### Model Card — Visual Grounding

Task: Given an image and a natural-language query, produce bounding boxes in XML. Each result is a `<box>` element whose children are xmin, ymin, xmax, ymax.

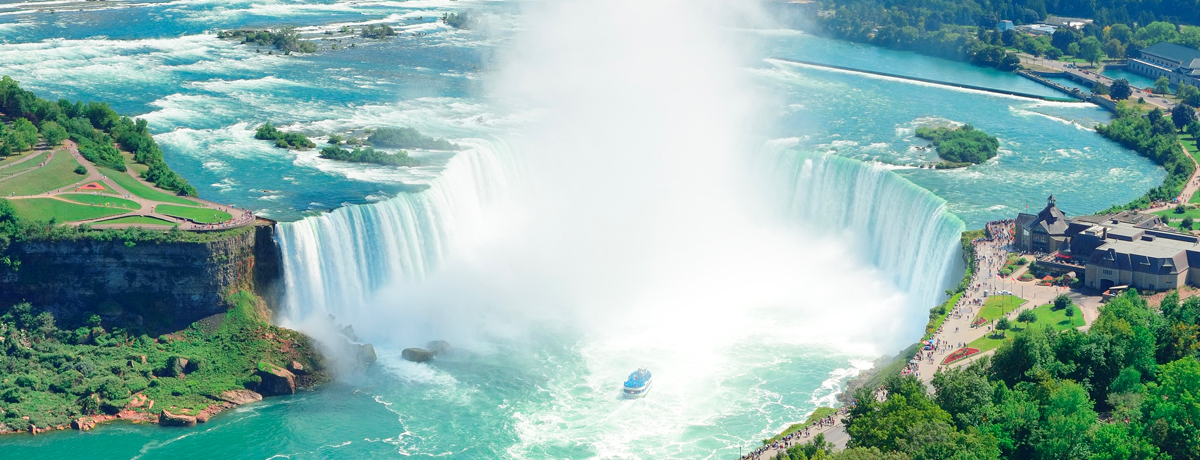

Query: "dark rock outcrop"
<box><xmin>160</xmin><ymin>410</ymin><xmax>197</xmax><ymax>427</ymax></box>
<box><xmin>401</xmin><ymin>347</ymin><xmax>433</xmax><ymax>363</ymax></box>
<box><xmin>255</xmin><ymin>363</ymin><xmax>296</xmax><ymax>396</ymax></box>
<box><xmin>218</xmin><ymin>389</ymin><xmax>263</xmax><ymax>405</ymax></box>
<box><xmin>0</xmin><ymin>224</ymin><xmax>282</xmax><ymax>334</ymax></box>
<box><xmin>358</xmin><ymin>343</ymin><xmax>377</xmax><ymax>364</ymax></box>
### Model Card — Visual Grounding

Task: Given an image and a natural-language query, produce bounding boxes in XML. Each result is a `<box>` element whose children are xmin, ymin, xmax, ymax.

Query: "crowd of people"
<box><xmin>738</xmin><ymin>406</ymin><xmax>852</xmax><ymax>460</ymax></box>
<box><xmin>739</xmin><ymin>219</ymin><xmax>1023</xmax><ymax>460</ymax></box>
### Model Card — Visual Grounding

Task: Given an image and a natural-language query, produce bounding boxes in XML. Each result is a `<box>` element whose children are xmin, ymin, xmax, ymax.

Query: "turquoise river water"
<box><xmin>0</xmin><ymin>0</ymin><xmax>1165</xmax><ymax>459</ymax></box>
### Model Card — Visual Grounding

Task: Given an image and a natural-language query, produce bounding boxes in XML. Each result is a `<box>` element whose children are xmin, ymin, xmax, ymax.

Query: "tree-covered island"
<box><xmin>915</xmin><ymin>125</ymin><xmax>1000</xmax><ymax>168</ymax></box>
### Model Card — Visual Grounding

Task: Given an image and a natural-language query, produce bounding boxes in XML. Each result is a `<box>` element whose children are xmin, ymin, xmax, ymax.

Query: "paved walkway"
<box><xmin>740</xmin><ymin>408</ymin><xmax>852</xmax><ymax>460</ymax></box>
<box><xmin>4</xmin><ymin>140</ymin><xmax>255</xmax><ymax>231</ymax></box>
<box><xmin>1146</xmin><ymin>140</ymin><xmax>1200</xmax><ymax>214</ymax></box>
<box><xmin>911</xmin><ymin>221</ymin><xmax>1102</xmax><ymax>388</ymax></box>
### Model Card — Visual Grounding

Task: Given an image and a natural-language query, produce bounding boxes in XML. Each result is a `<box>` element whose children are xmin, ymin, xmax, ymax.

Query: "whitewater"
<box><xmin>0</xmin><ymin>0</ymin><xmax>1169</xmax><ymax>458</ymax></box>
<box><xmin>273</xmin><ymin>0</ymin><xmax>964</xmax><ymax>457</ymax></box>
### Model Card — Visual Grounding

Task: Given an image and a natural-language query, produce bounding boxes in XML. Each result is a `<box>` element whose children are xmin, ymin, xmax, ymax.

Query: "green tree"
<box><xmin>1145</xmin><ymin>357</ymin><xmax>1200</xmax><ymax>458</ymax></box>
<box><xmin>1174</xmin><ymin>104</ymin><xmax>1198</xmax><ymax>132</ymax></box>
<box><xmin>1155</xmin><ymin>77</ymin><xmax>1173</xmax><ymax>95</ymax></box>
<box><xmin>1053</xmin><ymin>294</ymin><xmax>1071</xmax><ymax>311</ymax></box>
<box><xmin>996</xmin><ymin>317</ymin><xmax>1012</xmax><ymax>337</ymax></box>
<box><xmin>932</xmin><ymin>360</ymin><xmax>994</xmax><ymax>430</ymax></box>
<box><xmin>1079</xmin><ymin>37</ymin><xmax>1104</xmax><ymax>66</ymax></box>
<box><xmin>1184</xmin><ymin>216</ymin><xmax>1195</xmax><ymax>230</ymax></box>
<box><xmin>1035</xmin><ymin>381</ymin><xmax>1098</xmax><ymax>459</ymax></box>
<box><xmin>38</xmin><ymin>120</ymin><xmax>67</xmax><ymax>147</ymax></box>
<box><xmin>1111</xmin><ymin>79</ymin><xmax>1133</xmax><ymax>101</ymax></box>
<box><xmin>1017</xmin><ymin>309</ymin><xmax>1038</xmax><ymax>324</ymax></box>
<box><xmin>10</xmin><ymin>118</ymin><xmax>37</xmax><ymax>152</ymax></box>
<box><xmin>1067</xmin><ymin>42</ymin><xmax>1081</xmax><ymax>57</ymax></box>
<box><xmin>846</xmin><ymin>375</ymin><xmax>953</xmax><ymax>452</ymax></box>
<box><xmin>1180</xmin><ymin>84</ymin><xmax>1200</xmax><ymax>108</ymax></box>
<box><xmin>1135</xmin><ymin>21</ymin><xmax>1180</xmax><ymax>46</ymax></box>
<box><xmin>1103</xmin><ymin>39</ymin><xmax>1126</xmax><ymax>59</ymax></box>
<box><xmin>1109</xmin><ymin>24</ymin><xmax>1133</xmax><ymax>43</ymax></box>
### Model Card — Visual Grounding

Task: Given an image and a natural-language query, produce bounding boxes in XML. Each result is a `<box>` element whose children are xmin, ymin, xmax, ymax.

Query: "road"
<box><xmin>1018</xmin><ymin>54</ymin><xmax>1175</xmax><ymax>111</ymax></box>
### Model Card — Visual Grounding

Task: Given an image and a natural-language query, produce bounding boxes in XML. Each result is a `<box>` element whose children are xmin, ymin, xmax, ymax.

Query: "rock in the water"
<box><xmin>71</xmin><ymin>417</ymin><xmax>95</xmax><ymax>431</ymax></box>
<box><xmin>341</xmin><ymin>325</ymin><xmax>359</xmax><ymax>342</ymax></box>
<box><xmin>358</xmin><ymin>343</ymin><xmax>377</xmax><ymax>364</ymax></box>
<box><xmin>426</xmin><ymin>340</ymin><xmax>451</xmax><ymax>356</ymax></box>
<box><xmin>401</xmin><ymin>347</ymin><xmax>433</xmax><ymax>363</ymax></box>
<box><xmin>160</xmin><ymin>410</ymin><xmax>197</xmax><ymax>427</ymax></box>
<box><xmin>255</xmin><ymin>362</ymin><xmax>297</xmax><ymax>396</ymax></box>
<box><xmin>218</xmin><ymin>389</ymin><xmax>263</xmax><ymax>405</ymax></box>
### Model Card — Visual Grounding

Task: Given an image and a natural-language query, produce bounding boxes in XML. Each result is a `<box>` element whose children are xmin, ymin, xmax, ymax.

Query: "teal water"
<box><xmin>1102</xmin><ymin>68</ymin><xmax>1159</xmax><ymax>90</ymax></box>
<box><xmin>0</xmin><ymin>1</ymin><xmax>1166</xmax><ymax>459</ymax></box>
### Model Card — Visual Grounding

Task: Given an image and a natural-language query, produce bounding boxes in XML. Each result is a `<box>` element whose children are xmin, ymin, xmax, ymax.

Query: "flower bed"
<box><xmin>971</xmin><ymin>317</ymin><xmax>988</xmax><ymax>328</ymax></box>
<box><xmin>943</xmin><ymin>347</ymin><xmax>981</xmax><ymax>365</ymax></box>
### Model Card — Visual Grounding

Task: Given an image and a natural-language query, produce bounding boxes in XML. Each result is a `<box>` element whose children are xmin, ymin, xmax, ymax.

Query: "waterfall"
<box><xmin>764</xmin><ymin>142</ymin><xmax>966</xmax><ymax>310</ymax></box>
<box><xmin>276</xmin><ymin>138</ymin><xmax>966</xmax><ymax>331</ymax></box>
<box><xmin>274</xmin><ymin>140</ymin><xmax>516</xmax><ymax>323</ymax></box>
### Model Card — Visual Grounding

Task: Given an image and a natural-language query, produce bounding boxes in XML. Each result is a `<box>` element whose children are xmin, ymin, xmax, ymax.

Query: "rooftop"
<box><xmin>1141</xmin><ymin>42</ymin><xmax>1200</xmax><ymax>66</ymax></box>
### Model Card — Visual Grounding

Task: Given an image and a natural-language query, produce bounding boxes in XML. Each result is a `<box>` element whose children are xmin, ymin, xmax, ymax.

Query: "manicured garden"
<box><xmin>155</xmin><ymin>204</ymin><xmax>232</xmax><ymax>224</ymax></box>
<box><xmin>0</xmin><ymin>151</ymin><xmax>83</xmax><ymax>196</ymax></box>
<box><xmin>969</xmin><ymin>301</ymin><xmax>1084</xmax><ymax>353</ymax></box>
<box><xmin>9</xmin><ymin>198</ymin><xmax>130</xmax><ymax>222</ymax></box>
<box><xmin>976</xmin><ymin>295</ymin><xmax>1025</xmax><ymax>323</ymax></box>
<box><xmin>99</xmin><ymin>167</ymin><xmax>200</xmax><ymax>207</ymax></box>
<box><xmin>61</xmin><ymin>193</ymin><xmax>142</xmax><ymax>210</ymax></box>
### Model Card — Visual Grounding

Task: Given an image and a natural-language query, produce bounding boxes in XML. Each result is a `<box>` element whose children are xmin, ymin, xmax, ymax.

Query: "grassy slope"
<box><xmin>96</xmin><ymin>215</ymin><xmax>175</xmax><ymax>225</ymax></box>
<box><xmin>0</xmin><ymin>152</ymin><xmax>83</xmax><ymax>196</ymax></box>
<box><xmin>60</xmin><ymin>194</ymin><xmax>142</xmax><ymax>210</ymax></box>
<box><xmin>0</xmin><ymin>291</ymin><xmax>326</xmax><ymax>430</ymax></box>
<box><xmin>99</xmin><ymin>167</ymin><xmax>199</xmax><ymax>207</ymax></box>
<box><xmin>155</xmin><ymin>204</ymin><xmax>232</xmax><ymax>224</ymax></box>
<box><xmin>9</xmin><ymin>198</ymin><xmax>130</xmax><ymax>222</ymax></box>
<box><xmin>0</xmin><ymin>152</ymin><xmax>51</xmax><ymax>177</ymax></box>
<box><xmin>764</xmin><ymin>406</ymin><xmax>840</xmax><ymax>444</ymax></box>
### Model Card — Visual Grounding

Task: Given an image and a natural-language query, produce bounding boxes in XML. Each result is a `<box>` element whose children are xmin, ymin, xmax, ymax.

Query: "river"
<box><xmin>0</xmin><ymin>1</ymin><xmax>1163</xmax><ymax>458</ymax></box>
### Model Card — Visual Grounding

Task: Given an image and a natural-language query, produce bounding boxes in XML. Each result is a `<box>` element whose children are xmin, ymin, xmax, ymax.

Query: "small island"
<box><xmin>254</xmin><ymin>122</ymin><xmax>315</xmax><ymax>149</ymax></box>
<box><xmin>319</xmin><ymin>145</ymin><xmax>418</xmax><ymax>166</ymax></box>
<box><xmin>367</xmin><ymin>127</ymin><xmax>459</xmax><ymax>150</ymax></box>
<box><xmin>915</xmin><ymin>124</ymin><xmax>999</xmax><ymax>168</ymax></box>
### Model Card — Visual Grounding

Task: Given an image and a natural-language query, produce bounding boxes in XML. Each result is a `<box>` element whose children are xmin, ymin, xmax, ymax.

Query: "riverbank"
<box><xmin>0</xmin><ymin>290</ymin><xmax>333</xmax><ymax>435</ymax></box>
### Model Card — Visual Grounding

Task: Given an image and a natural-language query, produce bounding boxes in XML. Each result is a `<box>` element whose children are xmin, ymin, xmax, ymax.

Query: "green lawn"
<box><xmin>61</xmin><ymin>193</ymin><xmax>141</xmax><ymax>210</ymax></box>
<box><xmin>0</xmin><ymin>151</ymin><xmax>49</xmax><ymax>171</ymax></box>
<box><xmin>977</xmin><ymin>295</ymin><xmax>1026</xmax><ymax>323</ymax></box>
<box><xmin>1153</xmin><ymin>206</ymin><xmax>1200</xmax><ymax>221</ymax></box>
<box><xmin>95</xmin><ymin>215</ymin><xmax>176</xmax><ymax>226</ymax></box>
<box><xmin>969</xmin><ymin>302</ymin><xmax>1086</xmax><ymax>353</ymax></box>
<box><xmin>10</xmin><ymin>198</ymin><xmax>131</xmax><ymax>222</ymax></box>
<box><xmin>99</xmin><ymin>167</ymin><xmax>199</xmax><ymax>207</ymax></box>
<box><xmin>155</xmin><ymin>204</ymin><xmax>232</xmax><ymax>224</ymax></box>
<box><xmin>0</xmin><ymin>151</ymin><xmax>85</xmax><ymax>196</ymax></box>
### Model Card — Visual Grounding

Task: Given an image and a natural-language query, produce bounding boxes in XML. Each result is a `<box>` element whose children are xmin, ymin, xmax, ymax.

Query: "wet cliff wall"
<box><xmin>0</xmin><ymin>223</ymin><xmax>282</xmax><ymax>334</ymax></box>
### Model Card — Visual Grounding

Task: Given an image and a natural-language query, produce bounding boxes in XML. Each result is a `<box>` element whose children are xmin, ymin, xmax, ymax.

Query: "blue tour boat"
<box><xmin>623</xmin><ymin>367</ymin><xmax>653</xmax><ymax>398</ymax></box>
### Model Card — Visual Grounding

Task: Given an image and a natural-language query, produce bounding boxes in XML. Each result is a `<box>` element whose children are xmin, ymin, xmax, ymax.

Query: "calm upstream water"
<box><xmin>0</xmin><ymin>1</ymin><xmax>1163</xmax><ymax>459</ymax></box>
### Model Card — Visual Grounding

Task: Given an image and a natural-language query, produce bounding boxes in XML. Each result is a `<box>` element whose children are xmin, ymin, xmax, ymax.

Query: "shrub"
<box><xmin>74</xmin><ymin>165</ymin><xmax>87</xmax><ymax>175</ymax></box>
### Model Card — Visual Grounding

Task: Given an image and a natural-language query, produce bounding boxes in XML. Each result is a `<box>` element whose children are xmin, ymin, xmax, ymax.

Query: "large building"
<box><xmin>1127</xmin><ymin>42</ymin><xmax>1200</xmax><ymax>89</ymax></box>
<box><xmin>1015</xmin><ymin>196</ymin><xmax>1200</xmax><ymax>292</ymax></box>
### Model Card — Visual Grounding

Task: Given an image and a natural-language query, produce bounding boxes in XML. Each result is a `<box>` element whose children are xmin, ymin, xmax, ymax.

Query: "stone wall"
<box><xmin>0</xmin><ymin>223</ymin><xmax>282</xmax><ymax>334</ymax></box>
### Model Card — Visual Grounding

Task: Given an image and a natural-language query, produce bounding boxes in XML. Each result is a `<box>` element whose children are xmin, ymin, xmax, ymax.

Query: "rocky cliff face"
<box><xmin>0</xmin><ymin>223</ymin><xmax>282</xmax><ymax>334</ymax></box>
